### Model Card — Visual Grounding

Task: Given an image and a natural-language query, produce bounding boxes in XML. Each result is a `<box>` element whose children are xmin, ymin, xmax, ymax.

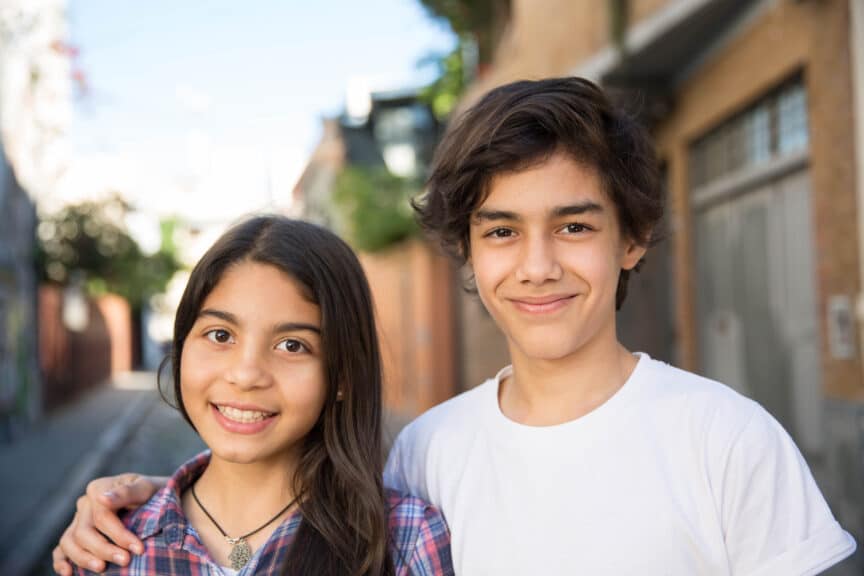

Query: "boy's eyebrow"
<box><xmin>552</xmin><ymin>202</ymin><xmax>604</xmax><ymax>217</ymax></box>
<box><xmin>472</xmin><ymin>209</ymin><xmax>520</xmax><ymax>222</ymax></box>
<box><xmin>198</xmin><ymin>309</ymin><xmax>321</xmax><ymax>335</ymax></box>
<box><xmin>473</xmin><ymin>202</ymin><xmax>605</xmax><ymax>223</ymax></box>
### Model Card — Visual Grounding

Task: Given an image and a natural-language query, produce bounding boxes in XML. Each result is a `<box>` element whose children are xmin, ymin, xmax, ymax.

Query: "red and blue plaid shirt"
<box><xmin>76</xmin><ymin>451</ymin><xmax>453</xmax><ymax>575</ymax></box>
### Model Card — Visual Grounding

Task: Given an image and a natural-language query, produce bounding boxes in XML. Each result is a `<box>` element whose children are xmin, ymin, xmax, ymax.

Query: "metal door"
<box><xmin>696</xmin><ymin>169</ymin><xmax>823</xmax><ymax>453</ymax></box>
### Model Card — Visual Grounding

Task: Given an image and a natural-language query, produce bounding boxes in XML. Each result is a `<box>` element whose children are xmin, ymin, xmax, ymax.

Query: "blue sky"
<box><xmin>61</xmin><ymin>0</ymin><xmax>456</xmax><ymax>225</ymax></box>
<box><xmin>68</xmin><ymin>0</ymin><xmax>455</xmax><ymax>153</ymax></box>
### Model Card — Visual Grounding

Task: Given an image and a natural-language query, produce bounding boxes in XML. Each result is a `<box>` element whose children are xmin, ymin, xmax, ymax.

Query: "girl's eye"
<box><xmin>205</xmin><ymin>329</ymin><xmax>233</xmax><ymax>344</ymax></box>
<box><xmin>276</xmin><ymin>339</ymin><xmax>308</xmax><ymax>354</ymax></box>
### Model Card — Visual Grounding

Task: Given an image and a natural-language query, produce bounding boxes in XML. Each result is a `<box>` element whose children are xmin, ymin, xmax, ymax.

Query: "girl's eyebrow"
<box><xmin>199</xmin><ymin>308</ymin><xmax>237</xmax><ymax>324</ymax></box>
<box><xmin>273</xmin><ymin>322</ymin><xmax>321</xmax><ymax>335</ymax></box>
<box><xmin>198</xmin><ymin>308</ymin><xmax>321</xmax><ymax>335</ymax></box>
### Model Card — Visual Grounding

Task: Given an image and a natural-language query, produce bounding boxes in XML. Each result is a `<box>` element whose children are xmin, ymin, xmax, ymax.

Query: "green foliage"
<box><xmin>37</xmin><ymin>195</ymin><xmax>182</xmax><ymax>308</ymax></box>
<box><xmin>420</xmin><ymin>45</ymin><xmax>466</xmax><ymax>120</ymax></box>
<box><xmin>332</xmin><ymin>167</ymin><xmax>418</xmax><ymax>252</ymax></box>
<box><xmin>417</xmin><ymin>0</ymin><xmax>510</xmax><ymax>64</ymax></box>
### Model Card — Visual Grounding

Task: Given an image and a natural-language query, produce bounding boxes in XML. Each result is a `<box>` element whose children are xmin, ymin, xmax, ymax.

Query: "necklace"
<box><xmin>191</xmin><ymin>483</ymin><xmax>299</xmax><ymax>570</ymax></box>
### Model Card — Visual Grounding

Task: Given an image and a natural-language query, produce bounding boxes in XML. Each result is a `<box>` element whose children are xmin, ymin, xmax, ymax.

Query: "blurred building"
<box><xmin>452</xmin><ymin>0</ymin><xmax>863</xmax><ymax>568</ymax></box>
<box><xmin>293</xmin><ymin>87</ymin><xmax>463</xmax><ymax>417</ymax></box>
<box><xmin>0</xmin><ymin>129</ymin><xmax>39</xmax><ymax>437</ymax></box>
<box><xmin>0</xmin><ymin>0</ymin><xmax>71</xmax><ymax>432</ymax></box>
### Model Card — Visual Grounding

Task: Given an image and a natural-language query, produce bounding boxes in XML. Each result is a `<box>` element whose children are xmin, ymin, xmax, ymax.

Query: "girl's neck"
<box><xmin>192</xmin><ymin>452</ymin><xmax>299</xmax><ymax>533</ymax></box>
<box><xmin>502</xmin><ymin>327</ymin><xmax>637</xmax><ymax>426</ymax></box>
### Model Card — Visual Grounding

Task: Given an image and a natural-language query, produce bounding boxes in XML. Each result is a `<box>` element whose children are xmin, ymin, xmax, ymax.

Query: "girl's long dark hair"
<box><xmin>162</xmin><ymin>215</ymin><xmax>393</xmax><ymax>575</ymax></box>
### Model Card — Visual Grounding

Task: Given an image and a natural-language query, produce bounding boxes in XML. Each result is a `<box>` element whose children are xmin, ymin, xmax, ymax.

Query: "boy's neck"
<box><xmin>501</xmin><ymin>330</ymin><xmax>638</xmax><ymax>426</ymax></box>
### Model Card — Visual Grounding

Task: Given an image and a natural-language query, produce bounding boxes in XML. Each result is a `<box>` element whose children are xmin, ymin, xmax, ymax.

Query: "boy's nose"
<box><xmin>515</xmin><ymin>236</ymin><xmax>563</xmax><ymax>285</ymax></box>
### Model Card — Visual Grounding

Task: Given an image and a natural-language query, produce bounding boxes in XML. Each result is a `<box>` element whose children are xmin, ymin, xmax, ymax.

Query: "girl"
<box><xmin>72</xmin><ymin>215</ymin><xmax>452</xmax><ymax>575</ymax></box>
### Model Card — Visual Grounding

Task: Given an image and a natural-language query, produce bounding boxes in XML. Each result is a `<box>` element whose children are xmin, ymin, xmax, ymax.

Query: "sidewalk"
<box><xmin>0</xmin><ymin>374</ymin><xmax>159</xmax><ymax>574</ymax></box>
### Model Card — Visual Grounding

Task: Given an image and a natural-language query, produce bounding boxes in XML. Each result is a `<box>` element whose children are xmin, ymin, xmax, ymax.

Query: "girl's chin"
<box><xmin>208</xmin><ymin>444</ymin><xmax>277</xmax><ymax>466</ymax></box>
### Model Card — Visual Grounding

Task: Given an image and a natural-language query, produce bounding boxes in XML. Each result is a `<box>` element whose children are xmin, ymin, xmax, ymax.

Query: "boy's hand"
<box><xmin>51</xmin><ymin>473</ymin><xmax>166</xmax><ymax>575</ymax></box>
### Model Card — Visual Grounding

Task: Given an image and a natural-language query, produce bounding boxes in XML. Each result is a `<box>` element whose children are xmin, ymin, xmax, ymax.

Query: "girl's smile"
<box><xmin>211</xmin><ymin>403</ymin><xmax>278</xmax><ymax>434</ymax></box>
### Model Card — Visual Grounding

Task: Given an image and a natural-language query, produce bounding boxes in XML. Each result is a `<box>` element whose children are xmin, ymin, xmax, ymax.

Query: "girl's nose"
<box><xmin>225</xmin><ymin>348</ymin><xmax>272</xmax><ymax>389</ymax></box>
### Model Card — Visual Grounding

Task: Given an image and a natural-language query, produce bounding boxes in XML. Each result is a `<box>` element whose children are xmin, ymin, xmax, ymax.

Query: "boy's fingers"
<box><xmin>51</xmin><ymin>546</ymin><xmax>72</xmax><ymax>576</ymax></box>
<box><xmin>89</xmin><ymin>501</ymin><xmax>143</xmax><ymax>555</ymax></box>
<box><xmin>94</xmin><ymin>474</ymin><xmax>161</xmax><ymax>511</ymax></box>
<box><xmin>76</xmin><ymin>513</ymin><xmax>133</xmax><ymax>565</ymax></box>
<box><xmin>58</xmin><ymin>522</ymin><xmax>106</xmax><ymax>573</ymax></box>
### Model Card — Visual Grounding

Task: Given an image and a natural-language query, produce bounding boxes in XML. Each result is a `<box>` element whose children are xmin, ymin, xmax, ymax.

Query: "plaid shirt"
<box><xmin>76</xmin><ymin>451</ymin><xmax>453</xmax><ymax>575</ymax></box>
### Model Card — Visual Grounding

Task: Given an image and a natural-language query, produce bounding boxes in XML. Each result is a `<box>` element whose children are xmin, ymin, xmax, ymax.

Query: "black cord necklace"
<box><xmin>191</xmin><ymin>483</ymin><xmax>299</xmax><ymax>570</ymax></box>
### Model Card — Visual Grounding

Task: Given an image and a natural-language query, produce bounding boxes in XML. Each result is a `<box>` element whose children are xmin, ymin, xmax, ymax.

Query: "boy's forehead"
<box><xmin>473</xmin><ymin>156</ymin><xmax>611</xmax><ymax>216</ymax></box>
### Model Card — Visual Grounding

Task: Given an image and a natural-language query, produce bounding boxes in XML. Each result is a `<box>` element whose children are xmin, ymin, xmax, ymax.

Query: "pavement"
<box><xmin>0</xmin><ymin>372</ymin><xmax>203</xmax><ymax>576</ymax></box>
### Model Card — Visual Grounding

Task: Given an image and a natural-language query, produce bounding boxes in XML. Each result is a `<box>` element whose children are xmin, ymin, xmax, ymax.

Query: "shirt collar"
<box><xmin>132</xmin><ymin>450</ymin><xmax>211</xmax><ymax>543</ymax></box>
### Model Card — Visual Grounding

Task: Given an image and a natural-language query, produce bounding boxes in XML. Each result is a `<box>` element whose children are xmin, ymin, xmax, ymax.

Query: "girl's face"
<box><xmin>180</xmin><ymin>260</ymin><xmax>326</xmax><ymax>468</ymax></box>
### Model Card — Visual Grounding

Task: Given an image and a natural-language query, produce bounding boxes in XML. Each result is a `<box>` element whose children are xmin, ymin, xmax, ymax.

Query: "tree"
<box><xmin>331</xmin><ymin>167</ymin><xmax>417</xmax><ymax>252</ymax></box>
<box><xmin>417</xmin><ymin>0</ymin><xmax>510</xmax><ymax>67</ymax></box>
<box><xmin>37</xmin><ymin>194</ymin><xmax>181</xmax><ymax>308</ymax></box>
<box><xmin>420</xmin><ymin>44</ymin><xmax>468</xmax><ymax>120</ymax></box>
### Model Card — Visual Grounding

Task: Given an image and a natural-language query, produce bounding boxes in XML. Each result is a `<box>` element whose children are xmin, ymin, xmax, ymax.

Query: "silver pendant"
<box><xmin>227</xmin><ymin>537</ymin><xmax>252</xmax><ymax>570</ymax></box>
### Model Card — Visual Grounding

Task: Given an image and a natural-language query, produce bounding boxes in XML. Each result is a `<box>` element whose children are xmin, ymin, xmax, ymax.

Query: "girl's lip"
<box><xmin>212</xmin><ymin>401</ymin><xmax>276</xmax><ymax>412</ymax></box>
<box><xmin>210</xmin><ymin>403</ymin><xmax>278</xmax><ymax>435</ymax></box>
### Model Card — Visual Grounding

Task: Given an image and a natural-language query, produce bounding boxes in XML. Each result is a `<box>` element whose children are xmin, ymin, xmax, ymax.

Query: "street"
<box><xmin>0</xmin><ymin>374</ymin><xmax>204</xmax><ymax>575</ymax></box>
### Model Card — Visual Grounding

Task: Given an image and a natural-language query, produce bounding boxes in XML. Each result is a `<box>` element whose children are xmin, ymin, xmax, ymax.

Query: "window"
<box><xmin>690</xmin><ymin>79</ymin><xmax>809</xmax><ymax>189</ymax></box>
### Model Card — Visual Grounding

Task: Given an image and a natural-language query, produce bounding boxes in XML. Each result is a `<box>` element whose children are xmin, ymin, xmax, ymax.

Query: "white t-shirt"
<box><xmin>384</xmin><ymin>353</ymin><xmax>855</xmax><ymax>575</ymax></box>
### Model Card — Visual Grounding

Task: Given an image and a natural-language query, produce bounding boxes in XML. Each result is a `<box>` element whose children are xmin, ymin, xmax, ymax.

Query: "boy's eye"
<box><xmin>563</xmin><ymin>223</ymin><xmax>588</xmax><ymax>234</ymax></box>
<box><xmin>205</xmin><ymin>329</ymin><xmax>233</xmax><ymax>344</ymax></box>
<box><xmin>487</xmin><ymin>228</ymin><xmax>513</xmax><ymax>238</ymax></box>
<box><xmin>276</xmin><ymin>339</ymin><xmax>308</xmax><ymax>354</ymax></box>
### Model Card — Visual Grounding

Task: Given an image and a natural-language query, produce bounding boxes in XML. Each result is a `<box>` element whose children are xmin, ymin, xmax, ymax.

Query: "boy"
<box><xmin>54</xmin><ymin>78</ymin><xmax>855</xmax><ymax>575</ymax></box>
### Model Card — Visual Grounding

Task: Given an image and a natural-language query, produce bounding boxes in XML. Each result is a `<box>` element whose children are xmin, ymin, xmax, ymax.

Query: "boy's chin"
<box><xmin>510</xmin><ymin>336</ymin><xmax>588</xmax><ymax>363</ymax></box>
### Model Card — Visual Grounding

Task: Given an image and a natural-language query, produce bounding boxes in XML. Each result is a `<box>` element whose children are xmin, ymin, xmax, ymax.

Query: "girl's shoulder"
<box><xmin>385</xmin><ymin>489</ymin><xmax>453</xmax><ymax>574</ymax></box>
<box><xmin>385</xmin><ymin>489</ymin><xmax>443</xmax><ymax>525</ymax></box>
<box><xmin>122</xmin><ymin>452</ymin><xmax>211</xmax><ymax>538</ymax></box>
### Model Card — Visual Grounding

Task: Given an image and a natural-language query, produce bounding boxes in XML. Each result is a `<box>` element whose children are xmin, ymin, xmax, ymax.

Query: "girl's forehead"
<box><xmin>200</xmin><ymin>261</ymin><xmax>320</xmax><ymax>322</ymax></box>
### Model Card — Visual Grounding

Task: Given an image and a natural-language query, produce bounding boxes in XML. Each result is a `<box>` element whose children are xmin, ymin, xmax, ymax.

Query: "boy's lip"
<box><xmin>508</xmin><ymin>294</ymin><xmax>576</xmax><ymax>313</ymax></box>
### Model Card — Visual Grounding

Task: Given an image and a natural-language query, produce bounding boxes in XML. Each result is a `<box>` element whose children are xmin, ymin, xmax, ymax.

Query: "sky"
<box><xmin>60</xmin><ymin>0</ymin><xmax>455</xmax><ymax>240</ymax></box>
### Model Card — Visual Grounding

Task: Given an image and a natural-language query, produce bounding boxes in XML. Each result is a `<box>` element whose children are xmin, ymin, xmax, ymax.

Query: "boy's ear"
<box><xmin>620</xmin><ymin>237</ymin><xmax>648</xmax><ymax>271</ymax></box>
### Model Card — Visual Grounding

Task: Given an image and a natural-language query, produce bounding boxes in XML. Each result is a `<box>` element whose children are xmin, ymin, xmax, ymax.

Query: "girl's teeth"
<box><xmin>217</xmin><ymin>405</ymin><xmax>273</xmax><ymax>423</ymax></box>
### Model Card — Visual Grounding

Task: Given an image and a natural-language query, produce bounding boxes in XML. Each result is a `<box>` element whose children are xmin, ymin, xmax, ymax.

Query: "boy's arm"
<box><xmin>721</xmin><ymin>405</ymin><xmax>856</xmax><ymax>575</ymax></box>
<box><xmin>51</xmin><ymin>473</ymin><xmax>166</xmax><ymax>576</ymax></box>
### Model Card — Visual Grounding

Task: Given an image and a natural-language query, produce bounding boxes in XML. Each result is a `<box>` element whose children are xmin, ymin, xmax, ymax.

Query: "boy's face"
<box><xmin>468</xmin><ymin>152</ymin><xmax>646</xmax><ymax>363</ymax></box>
